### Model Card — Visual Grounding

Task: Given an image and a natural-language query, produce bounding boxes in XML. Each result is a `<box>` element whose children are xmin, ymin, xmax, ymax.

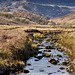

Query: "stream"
<box><xmin>13</xmin><ymin>36</ymin><xmax>71</xmax><ymax>75</ymax></box>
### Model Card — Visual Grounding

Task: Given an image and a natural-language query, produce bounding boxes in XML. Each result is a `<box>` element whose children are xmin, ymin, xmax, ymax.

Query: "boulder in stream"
<box><xmin>48</xmin><ymin>58</ymin><xmax>59</xmax><ymax>65</ymax></box>
<box><xmin>44</xmin><ymin>50</ymin><xmax>51</xmax><ymax>52</ymax></box>
<box><xmin>45</xmin><ymin>46</ymin><xmax>54</xmax><ymax>49</ymax></box>
<box><xmin>35</xmin><ymin>56</ymin><xmax>43</xmax><ymax>60</ymax></box>
<box><xmin>43</xmin><ymin>53</ymin><xmax>53</xmax><ymax>57</ymax></box>
<box><xmin>59</xmin><ymin>67</ymin><xmax>65</xmax><ymax>70</ymax></box>
<box><xmin>57</xmin><ymin>54</ymin><xmax>62</xmax><ymax>57</ymax></box>
<box><xmin>62</xmin><ymin>61</ymin><xmax>69</xmax><ymax>65</ymax></box>
<box><xmin>23</xmin><ymin>70</ymin><xmax>29</xmax><ymax>73</ymax></box>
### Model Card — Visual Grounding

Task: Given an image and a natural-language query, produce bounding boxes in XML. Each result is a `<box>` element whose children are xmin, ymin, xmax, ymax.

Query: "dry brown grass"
<box><xmin>57</xmin><ymin>32</ymin><xmax>75</xmax><ymax>73</ymax></box>
<box><xmin>58</xmin><ymin>32</ymin><xmax>75</xmax><ymax>58</ymax></box>
<box><xmin>0</xmin><ymin>24</ymin><xmax>40</xmax><ymax>71</ymax></box>
<box><xmin>49</xmin><ymin>12</ymin><xmax>75</xmax><ymax>28</ymax></box>
<box><xmin>0</xmin><ymin>25</ymin><xmax>29</xmax><ymax>67</ymax></box>
<box><xmin>0</xmin><ymin>28</ymin><xmax>27</xmax><ymax>51</ymax></box>
<box><xmin>0</xmin><ymin>11</ymin><xmax>49</xmax><ymax>25</ymax></box>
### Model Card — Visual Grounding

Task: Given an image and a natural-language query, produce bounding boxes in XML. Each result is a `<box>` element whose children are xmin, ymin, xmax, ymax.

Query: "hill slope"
<box><xmin>0</xmin><ymin>11</ymin><xmax>48</xmax><ymax>25</ymax></box>
<box><xmin>0</xmin><ymin>0</ymin><xmax>75</xmax><ymax>19</ymax></box>
<box><xmin>49</xmin><ymin>12</ymin><xmax>75</xmax><ymax>27</ymax></box>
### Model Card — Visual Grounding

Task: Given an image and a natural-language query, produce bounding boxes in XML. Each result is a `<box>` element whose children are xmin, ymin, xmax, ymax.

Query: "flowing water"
<box><xmin>15</xmin><ymin>36</ymin><xmax>70</xmax><ymax>75</ymax></box>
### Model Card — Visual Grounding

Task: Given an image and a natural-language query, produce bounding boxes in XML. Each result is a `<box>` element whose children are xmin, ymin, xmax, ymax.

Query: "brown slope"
<box><xmin>0</xmin><ymin>11</ymin><xmax>49</xmax><ymax>25</ymax></box>
<box><xmin>49</xmin><ymin>12</ymin><xmax>75</xmax><ymax>27</ymax></box>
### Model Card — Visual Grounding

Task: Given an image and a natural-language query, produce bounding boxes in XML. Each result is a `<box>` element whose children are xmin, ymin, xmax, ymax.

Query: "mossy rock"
<box><xmin>57</xmin><ymin>48</ymin><xmax>63</xmax><ymax>52</ymax></box>
<box><xmin>57</xmin><ymin>54</ymin><xmax>62</xmax><ymax>57</ymax></box>
<box><xmin>19</xmin><ymin>69</ymin><xmax>29</xmax><ymax>73</ymax></box>
<box><xmin>43</xmin><ymin>53</ymin><xmax>53</xmax><ymax>57</ymax></box>
<box><xmin>45</xmin><ymin>46</ymin><xmax>54</xmax><ymax>49</ymax></box>
<box><xmin>38</xmin><ymin>51</ymin><xmax>42</xmax><ymax>53</ymax></box>
<box><xmin>44</xmin><ymin>50</ymin><xmax>51</xmax><ymax>52</ymax></box>
<box><xmin>48</xmin><ymin>73</ymin><xmax>53</xmax><ymax>75</ymax></box>
<box><xmin>62</xmin><ymin>61</ymin><xmax>69</xmax><ymax>65</ymax></box>
<box><xmin>35</xmin><ymin>59</ymin><xmax>39</xmax><ymax>61</ymax></box>
<box><xmin>63</xmin><ymin>53</ymin><xmax>68</xmax><ymax>55</ymax></box>
<box><xmin>59</xmin><ymin>67</ymin><xmax>65</xmax><ymax>70</ymax></box>
<box><xmin>48</xmin><ymin>58</ymin><xmax>59</xmax><ymax>65</ymax></box>
<box><xmin>27</xmin><ymin>63</ymin><xmax>31</xmax><ymax>66</ymax></box>
<box><xmin>40</xmin><ymin>44</ymin><xmax>44</xmax><ymax>46</ymax></box>
<box><xmin>23</xmin><ymin>70</ymin><xmax>29</xmax><ymax>73</ymax></box>
<box><xmin>40</xmin><ymin>70</ymin><xmax>44</xmax><ymax>72</ymax></box>
<box><xmin>35</xmin><ymin>56</ymin><xmax>43</xmax><ymax>60</ymax></box>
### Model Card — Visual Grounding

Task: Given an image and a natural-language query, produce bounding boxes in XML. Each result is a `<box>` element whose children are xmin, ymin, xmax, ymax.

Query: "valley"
<box><xmin>0</xmin><ymin>0</ymin><xmax>75</xmax><ymax>75</ymax></box>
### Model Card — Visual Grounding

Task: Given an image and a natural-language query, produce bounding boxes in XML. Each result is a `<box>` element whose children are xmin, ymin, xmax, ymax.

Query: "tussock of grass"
<box><xmin>33</xmin><ymin>33</ymin><xmax>46</xmax><ymax>42</ymax></box>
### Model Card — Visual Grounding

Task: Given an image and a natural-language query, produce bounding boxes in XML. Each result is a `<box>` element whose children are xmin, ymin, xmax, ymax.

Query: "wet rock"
<box><xmin>43</xmin><ymin>53</ymin><xmax>53</xmax><ymax>57</ymax></box>
<box><xmin>44</xmin><ymin>50</ymin><xmax>51</xmax><ymax>52</ymax></box>
<box><xmin>47</xmin><ymin>66</ymin><xmax>51</xmax><ymax>67</ymax></box>
<box><xmin>45</xmin><ymin>46</ymin><xmax>54</xmax><ymax>49</ymax></box>
<box><xmin>20</xmin><ymin>69</ymin><xmax>24</xmax><ymax>73</ymax></box>
<box><xmin>36</xmin><ymin>56</ymin><xmax>43</xmax><ymax>59</ymax></box>
<box><xmin>16</xmin><ymin>64</ymin><xmax>24</xmax><ymax>71</ymax></box>
<box><xmin>38</xmin><ymin>44</ymin><xmax>40</xmax><ymax>46</ymax></box>
<box><xmin>48</xmin><ymin>58</ymin><xmax>59</xmax><ymax>65</ymax></box>
<box><xmin>57</xmin><ymin>48</ymin><xmax>63</xmax><ymax>52</ymax></box>
<box><xmin>45</xmin><ymin>54</ymin><xmax>51</xmax><ymax>57</ymax></box>
<box><xmin>66</xmin><ymin>66</ymin><xmax>74</xmax><ymax>73</ymax></box>
<box><xmin>57</xmin><ymin>58</ymin><xmax>61</xmax><ymax>60</ymax></box>
<box><xmin>38</xmin><ymin>51</ymin><xmax>42</xmax><ymax>53</ymax></box>
<box><xmin>58</xmin><ymin>64</ymin><xmax>60</xmax><ymax>65</ymax></box>
<box><xmin>57</xmin><ymin>70</ymin><xmax>61</xmax><ymax>72</ymax></box>
<box><xmin>29</xmin><ymin>68</ymin><xmax>34</xmax><ymax>70</ymax></box>
<box><xmin>11</xmin><ymin>64</ymin><xmax>18</xmax><ymax>73</ymax></box>
<box><xmin>40</xmin><ymin>70</ymin><xmax>44</xmax><ymax>72</ymax></box>
<box><xmin>57</xmin><ymin>54</ymin><xmax>62</xmax><ymax>57</ymax></box>
<box><xmin>59</xmin><ymin>67</ymin><xmax>65</xmax><ymax>70</ymax></box>
<box><xmin>62</xmin><ymin>61</ymin><xmax>69</xmax><ymax>65</ymax></box>
<box><xmin>62</xmin><ymin>72</ymin><xmax>65</xmax><ymax>74</ymax></box>
<box><xmin>27</xmin><ymin>63</ymin><xmax>31</xmax><ymax>66</ymax></box>
<box><xmin>48</xmin><ymin>73</ymin><xmax>53</xmax><ymax>75</ymax></box>
<box><xmin>35</xmin><ymin>59</ymin><xmax>39</xmax><ymax>61</ymax></box>
<box><xmin>25</xmin><ymin>29</ymin><xmax>42</xmax><ymax>33</ymax></box>
<box><xmin>40</xmin><ymin>44</ymin><xmax>44</xmax><ymax>46</ymax></box>
<box><xmin>23</xmin><ymin>70</ymin><xmax>29</xmax><ymax>73</ymax></box>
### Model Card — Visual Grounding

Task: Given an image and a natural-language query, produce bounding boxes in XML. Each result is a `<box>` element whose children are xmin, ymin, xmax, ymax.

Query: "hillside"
<box><xmin>49</xmin><ymin>12</ymin><xmax>75</xmax><ymax>27</ymax></box>
<box><xmin>0</xmin><ymin>0</ymin><xmax>75</xmax><ymax>19</ymax></box>
<box><xmin>0</xmin><ymin>11</ymin><xmax>48</xmax><ymax>25</ymax></box>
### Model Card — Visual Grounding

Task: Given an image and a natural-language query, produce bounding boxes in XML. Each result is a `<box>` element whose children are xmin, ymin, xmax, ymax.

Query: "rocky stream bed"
<box><xmin>10</xmin><ymin>34</ymin><xmax>71</xmax><ymax>75</ymax></box>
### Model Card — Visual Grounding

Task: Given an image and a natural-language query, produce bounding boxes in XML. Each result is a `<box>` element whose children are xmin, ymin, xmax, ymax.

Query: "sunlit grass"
<box><xmin>58</xmin><ymin>32</ymin><xmax>75</xmax><ymax>60</ymax></box>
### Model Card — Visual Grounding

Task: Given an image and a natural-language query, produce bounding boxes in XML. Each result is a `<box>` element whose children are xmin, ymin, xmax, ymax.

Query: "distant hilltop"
<box><xmin>0</xmin><ymin>0</ymin><xmax>75</xmax><ymax>19</ymax></box>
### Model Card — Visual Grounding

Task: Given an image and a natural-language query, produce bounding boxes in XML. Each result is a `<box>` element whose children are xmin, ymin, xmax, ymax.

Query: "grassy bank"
<box><xmin>0</xmin><ymin>25</ymin><xmax>38</xmax><ymax>73</ymax></box>
<box><xmin>47</xmin><ymin>30</ymin><xmax>75</xmax><ymax>74</ymax></box>
<box><xmin>57</xmin><ymin>32</ymin><xmax>75</xmax><ymax>74</ymax></box>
